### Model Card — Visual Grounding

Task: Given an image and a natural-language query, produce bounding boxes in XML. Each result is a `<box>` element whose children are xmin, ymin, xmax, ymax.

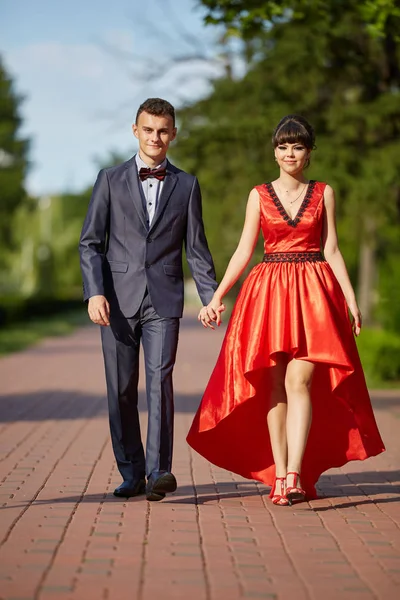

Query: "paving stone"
<box><xmin>0</xmin><ymin>314</ymin><xmax>399</xmax><ymax>599</ymax></box>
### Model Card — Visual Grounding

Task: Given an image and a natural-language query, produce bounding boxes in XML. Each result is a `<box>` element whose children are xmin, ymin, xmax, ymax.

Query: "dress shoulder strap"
<box><xmin>311</xmin><ymin>181</ymin><xmax>327</xmax><ymax>202</ymax></box>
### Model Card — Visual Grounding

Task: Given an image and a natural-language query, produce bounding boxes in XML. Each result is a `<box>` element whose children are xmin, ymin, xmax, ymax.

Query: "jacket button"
<box><xmin>147</xmin><ymin>237</ymin><xmax>152</xmax><ymax>243</ymax></box>
<box><xmin>145</xmin><ymin>262</ymin><xmax>150</xmax><ymax>269</ymax></box>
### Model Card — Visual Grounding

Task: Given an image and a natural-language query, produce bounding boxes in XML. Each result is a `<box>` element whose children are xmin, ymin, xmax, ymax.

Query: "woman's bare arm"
<box><xmin>322</xmin><ymin>185</ymin><xmax>362</xmax><ymax>335</ymax></box>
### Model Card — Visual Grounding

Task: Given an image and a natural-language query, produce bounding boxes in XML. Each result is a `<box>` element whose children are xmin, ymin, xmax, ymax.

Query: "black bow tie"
<box><xmin>139</xmin><ymin>167</ymin><xmax>167</xmax><ymax>181</ymax></box>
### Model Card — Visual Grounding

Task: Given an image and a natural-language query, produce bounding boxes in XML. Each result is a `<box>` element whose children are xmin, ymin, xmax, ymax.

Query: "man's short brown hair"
<box><xmin>135</xmin><ymin>98</ymin><xmax>175</xmax><ymax>127</ymax></box>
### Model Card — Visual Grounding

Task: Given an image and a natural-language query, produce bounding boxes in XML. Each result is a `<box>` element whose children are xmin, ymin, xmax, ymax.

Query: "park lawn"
<box><xmin>0</xmin><ymin>309</ymin><xmax>89</xmax><ymax>356</ymax></box>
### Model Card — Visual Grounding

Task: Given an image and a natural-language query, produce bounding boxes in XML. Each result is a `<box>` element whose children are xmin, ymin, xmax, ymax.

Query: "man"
<box><xmin>79</xmin><ymin>98</ymin><xmax>218</xmax><ymax>501</ymax></box>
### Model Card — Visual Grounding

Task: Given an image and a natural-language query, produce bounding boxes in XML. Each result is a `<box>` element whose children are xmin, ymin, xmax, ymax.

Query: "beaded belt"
<box><xmin>262</xmin><ymin>252</ymin><xmax>325</xmax><ymax>263</ymax></box>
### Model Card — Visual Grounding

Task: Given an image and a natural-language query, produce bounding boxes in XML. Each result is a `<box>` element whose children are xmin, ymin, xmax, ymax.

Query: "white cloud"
<box><xmin>102</xmin><ymin>29</ymin><xmax>136</xmax><ymax>54</ymax></box>
<box><xmin>4</xmin><ymin>39</ymin><xmax>138</xmax><ymax>194</ymax></box>
<box><xmin>10</xmin><ymin>41</ymin><xmax>108</xmax><ymax>80</ymax></box>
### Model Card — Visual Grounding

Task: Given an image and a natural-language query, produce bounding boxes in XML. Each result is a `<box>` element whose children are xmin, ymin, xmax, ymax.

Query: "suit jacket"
<box><xmin>79</xmin><ymin>156</ymin><xmax>217</xmax><ymax>318</ymax></box>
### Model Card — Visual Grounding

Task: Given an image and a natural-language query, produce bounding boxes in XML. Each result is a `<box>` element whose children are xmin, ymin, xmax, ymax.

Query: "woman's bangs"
<box><xmin>274</xmin><ymin>123</ymin><xmax>310</xmax><ymax>148</ymax></box>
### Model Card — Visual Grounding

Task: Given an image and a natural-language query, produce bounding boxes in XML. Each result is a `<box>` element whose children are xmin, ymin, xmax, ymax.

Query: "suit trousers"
<box><xmin>101</xmin><ymin>290</ymin><xmax>180</xmax><ymax>481</ymax></box>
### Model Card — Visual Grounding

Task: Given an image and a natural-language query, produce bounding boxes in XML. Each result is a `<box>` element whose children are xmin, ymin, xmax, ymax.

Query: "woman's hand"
<box><xmin>198</xmin><ymin>296</ymin><xmax>226</xmax><ymax>329</ymax></box>
<box><xmin>348</xmin><ymin>303</ymin><xmax>362</xmax><ymax>336</ymax></box>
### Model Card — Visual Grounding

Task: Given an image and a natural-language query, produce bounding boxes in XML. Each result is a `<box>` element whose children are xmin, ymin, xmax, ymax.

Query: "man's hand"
<box><xmin>88</xmin><ymin>295</ymin><xmax>110</xmax><ymax>326</ymax></box>
<box><xmin>198</xmin><ymin>297</ymin><xmax>226</xmax><ymax>329</ymax></box>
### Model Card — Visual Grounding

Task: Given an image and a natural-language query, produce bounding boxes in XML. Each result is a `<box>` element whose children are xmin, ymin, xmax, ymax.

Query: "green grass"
<box><xmin>0</xmin><ymin>309</ymin><xmax>89</xmax><ymax>356</ymax></box>
<box><xmin>356</xmin><ymin>327</ymin><xmax>400</xmax><ymax>389</ymax></box>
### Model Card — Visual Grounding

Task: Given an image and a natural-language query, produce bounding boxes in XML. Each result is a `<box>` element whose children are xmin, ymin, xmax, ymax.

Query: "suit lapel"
<box><xmin>149</xmin><ymin>163</ymin><xmax>178</xmax><ymax>232</ymax></box>
<box><xmin>124</xmin><ymin>158</ymin><xmax>148</xmax><ymax>231</ymax></box>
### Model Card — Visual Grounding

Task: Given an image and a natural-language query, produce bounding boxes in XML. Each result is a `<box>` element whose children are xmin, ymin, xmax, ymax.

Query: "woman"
<box><xmin>187</xmin><ymin>115</ymin><xmax>385</xmax><ymax>505</ymax></box>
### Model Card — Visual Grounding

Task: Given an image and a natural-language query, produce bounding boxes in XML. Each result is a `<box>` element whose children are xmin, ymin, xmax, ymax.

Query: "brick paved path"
<box><xmin>0</xmin><ymin>313</ymin><xmax>399</xmax><ymax>600</ymax></box>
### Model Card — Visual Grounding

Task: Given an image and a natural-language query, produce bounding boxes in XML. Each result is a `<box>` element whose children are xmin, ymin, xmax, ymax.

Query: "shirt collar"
<box><xmin>135</xmin><ymin>153</ymin><xmax>167</xmax><ymax>172</ymax></box>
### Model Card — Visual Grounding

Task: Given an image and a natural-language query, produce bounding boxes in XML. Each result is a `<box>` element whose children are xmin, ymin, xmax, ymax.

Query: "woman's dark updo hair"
<box><xmin>272</xmin><ymin>115</ymin><xmax>316</xmax><ymax>151</ymax></box>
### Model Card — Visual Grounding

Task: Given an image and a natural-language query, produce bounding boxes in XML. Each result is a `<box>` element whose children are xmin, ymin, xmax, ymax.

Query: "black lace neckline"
<box><xmin>265</xmin><ymin>180</ymin><xmax>316</xmax><ymax>228</ymax></box>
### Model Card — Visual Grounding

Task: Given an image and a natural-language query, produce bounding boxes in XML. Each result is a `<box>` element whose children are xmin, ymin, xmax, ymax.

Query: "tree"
<box><xmin>9</xmin><ymin>151</ymin><xmax>131</xmax><ymax>299</ymax></box>
<box><xmin>173</xmin><ymin>1</ymin><xmax>400</xmax><ymax>328</ymax></box>
<box><xmin>0</xmin><ymin>57</ymin><xmax>30</xmax><ymax>255</ymax></box>
<box><xmin>200</xmin><ymin>0</ymin><xmax>400</xmax><ymax>40</ymax></box>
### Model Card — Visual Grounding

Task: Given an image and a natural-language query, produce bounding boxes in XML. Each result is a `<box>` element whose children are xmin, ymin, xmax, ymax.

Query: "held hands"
<box><xmin>198</xmin><ymin>296</ymin><xmax>226</xmax><ymax>329</ymax></box>
<box><xmin>348</xmin><ymin>303</ymin><xmax>362</xmax><ymax>336</ymax></box>
<box><xmin>88</xmin><ymin>295</ymin><xmax>110</xmax><ymax>326</ymax></box>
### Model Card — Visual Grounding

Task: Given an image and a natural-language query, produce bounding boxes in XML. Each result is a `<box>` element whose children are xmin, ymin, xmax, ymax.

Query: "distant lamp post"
<box><xmin>36</xmin><ymin>195</ymin><xmax>54</xmax><ymax>295</ymax></box>
<box><xmin>20</xmin><ymin>238</ymin><xmax>35</xmax><ymax>296</ymax></box>
<box><xmin>38</xmin><ymin>195</ymin><xmax>53</xmax><ymax>243</ymax></box>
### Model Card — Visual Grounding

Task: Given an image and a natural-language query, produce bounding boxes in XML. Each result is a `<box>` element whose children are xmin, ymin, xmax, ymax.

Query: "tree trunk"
<box><xmin>358</xmin><ymin>217</ymin><xmax>377</xmax><ymax>326</ymax></box>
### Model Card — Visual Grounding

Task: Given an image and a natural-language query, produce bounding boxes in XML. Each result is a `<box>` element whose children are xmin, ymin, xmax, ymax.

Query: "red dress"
<box><xmin>187</xmin><ymin>181</ymin><xmax>385</xmax><ymax>499</ymax></box>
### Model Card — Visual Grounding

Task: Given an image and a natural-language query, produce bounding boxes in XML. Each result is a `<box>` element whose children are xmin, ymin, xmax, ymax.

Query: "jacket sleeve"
<box><xmin>184</xmin><ymin>177</ymin><xmax>218</xmax><ymax>305</ymax></box>
<box><xmin>78</xmin><ymin>169</ymin><xmax>110</xmax><ymax>301</ymax></box>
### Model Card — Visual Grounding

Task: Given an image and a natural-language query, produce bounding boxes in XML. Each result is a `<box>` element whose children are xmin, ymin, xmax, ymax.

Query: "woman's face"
<box><xmin>274</xmin><ymin>142</ymin><xmax>310</xmax><ymax>175</ymax></box>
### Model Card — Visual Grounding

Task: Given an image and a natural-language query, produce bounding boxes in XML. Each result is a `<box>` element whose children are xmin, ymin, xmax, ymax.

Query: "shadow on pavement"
<box><xmin>0</xmin><ymin>391</ymin><xmax>201</xmax><ymax>422</ymax></box>
<box><xmin>2</xmin><ymin>473</ymin><xmax>399</xmax><ymax>509</ymax></box>
<box><xmin>2</xmin><ymin>385</ymin><xmax>396</xmax><ymax>424</ymax></box>
<box><xmin>371</xmin><ymin>395</ymin><xmax>400</xmax><ymax>409</ymax></box>
<box><xmin>311</xmin><ymin>497</ymin><xmax>400</xmax><ymax>510</ymax></box>
<box><xmin>0</xmin><ymin>481</ymin><xmax>266</xmax><ymax>509</ymax></box>
<box><xmin>163</xmin><ymin>472</ymin><xmax>400</xmax><ymax>506</ymax></box>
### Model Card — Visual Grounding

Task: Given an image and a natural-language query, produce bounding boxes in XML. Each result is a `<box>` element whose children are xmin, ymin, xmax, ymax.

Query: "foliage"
<box><xmin>1</xmin><ymin>15</ymin><xmax>399</xmax><ymax>384</ymax></box>
<box><xmin>0</xmin><ymin>308</ymin><xmax>87</xmax><ymax>356</ymax></box>
<box><xmin>0</xmin><ymin>57</ymin><xmax>30</xmax><ymax>261</ymax></box>
<box><xmin>357</xmin><ymin>327</ymin><xmax>400</xmax><ymax>387</ymax></box>
<box><xmin>200</xmin><ymin>0</ymin><xmax>400</xmax><ymax>40</ymax></box>
<box><xmin>174</xmin><ymin>0</ymin><xmax>400</xmax><ymax>332</ymax></box>
<box><xmin>3</xmin><ymin>151</ymin><xmax>130</xmax><ymax>300</ymax></box>
<box><xmin>0</xmin><ymin>296</ymin><xmax>84</xmax><ymax>327</ymax></box>
<box><xmin>5</xmin><ymin>190</ymin><xmax>92</xmax><ymax>298</ymax></box>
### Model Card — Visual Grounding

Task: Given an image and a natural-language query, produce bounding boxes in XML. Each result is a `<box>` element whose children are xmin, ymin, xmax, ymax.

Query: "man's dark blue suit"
<box><xmin>79</xmin><ymin>156</ymin><xmax>217</xmax><ymax>494</ymax></box>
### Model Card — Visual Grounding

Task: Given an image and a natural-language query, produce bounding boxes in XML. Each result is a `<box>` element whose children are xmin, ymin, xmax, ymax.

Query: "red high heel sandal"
<box><xmin>269</xmin><ymin>477</ymin><xmax>289</xmax><ymax>506</ymax></box>
<box><xmin>285</xmin><ymin>472</ymin><xmax>306</xmax><ymax>505</ymax></box>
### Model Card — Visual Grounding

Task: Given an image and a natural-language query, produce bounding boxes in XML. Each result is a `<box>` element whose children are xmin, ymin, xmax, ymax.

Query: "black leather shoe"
<box><xmin>113</xmin><ymin>478</ymin><xmax>146</xmax><ymax>498</ymax></box>
<box><xmin>146</xmin><ymin>471</ymin><xmax>177</xmax><ymax>502</ymax></box>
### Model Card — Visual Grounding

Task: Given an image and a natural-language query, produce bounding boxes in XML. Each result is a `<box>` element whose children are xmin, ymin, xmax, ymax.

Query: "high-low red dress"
<box><xmin>187</xmin><ymin>181</ymin><xmax>385</xmax><ymax>499</ymax></box>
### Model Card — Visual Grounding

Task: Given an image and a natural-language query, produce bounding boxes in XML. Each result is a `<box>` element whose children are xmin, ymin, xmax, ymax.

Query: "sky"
<box><xmin>1</xmin><ymin>0</ymin><xmax>226</xmax><ymax>195</ymax></box>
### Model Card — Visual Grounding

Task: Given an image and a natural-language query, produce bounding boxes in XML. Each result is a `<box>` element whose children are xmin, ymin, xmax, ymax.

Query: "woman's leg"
<box><xmin>285</xmin><ymin>358</ymin><xmax>315</xmax><ymax>490</ymax></box>
<box><xmin>267</xmin><ymin>355</ymin><xmax>289</xmax><ymax>494</ymax></box>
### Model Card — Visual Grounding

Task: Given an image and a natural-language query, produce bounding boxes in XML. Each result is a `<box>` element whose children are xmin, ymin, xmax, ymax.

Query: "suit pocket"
<box><xmin>107</xmin><ymin>260</ymin><xmax>128</xmax><ymax>273</ymax></box>
<box><xmin>163</xmin><ymin>264</ymin><xmax>183</xmax><ymax>277</ymax></box>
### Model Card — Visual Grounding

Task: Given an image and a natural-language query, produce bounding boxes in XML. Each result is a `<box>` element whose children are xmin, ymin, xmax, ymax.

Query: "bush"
<box><xmin>357</xmin><ymin>328</ymin><xmax>400</xmax><ymax>388</ymax></box>
<box><xmin>0</xmin><ymin>296</ymin><xmax>84</xmax><ymax>328</ymax></box>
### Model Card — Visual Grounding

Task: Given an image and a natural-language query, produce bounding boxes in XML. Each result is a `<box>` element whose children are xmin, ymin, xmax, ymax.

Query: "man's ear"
<box><xmin>132</xmin><ymin>123</ymin><xmax>138</xmax><ymax>139</ymax></box>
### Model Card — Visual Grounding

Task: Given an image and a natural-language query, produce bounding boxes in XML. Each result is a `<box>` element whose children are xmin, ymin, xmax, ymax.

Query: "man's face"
<box><xmin>132</xmin><ymin>111</ymin><xmax>177</xmax><ymax>165</ymax></box>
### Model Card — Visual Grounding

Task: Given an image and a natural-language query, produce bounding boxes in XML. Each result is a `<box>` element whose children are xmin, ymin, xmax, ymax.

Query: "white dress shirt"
<box><xmin>135</xmin><ymin>154</ymin><xmax>167</xmax><ymax>226</ymax></box>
